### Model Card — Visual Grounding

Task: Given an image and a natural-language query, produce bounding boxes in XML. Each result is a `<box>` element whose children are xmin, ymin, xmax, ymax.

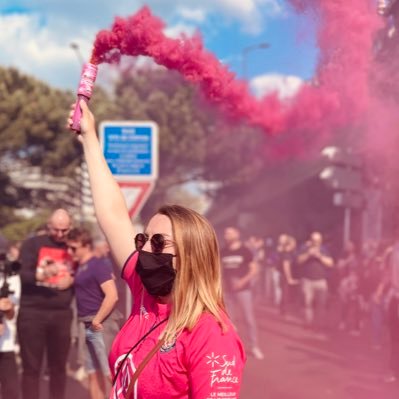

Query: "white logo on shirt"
<box><xmin>206</xmin><ymin>352</ymin><xmax>221</xmax><ymax>368</ymax></box>
<box><xmin>206</xmin><ymin>353</ymin><xmax>239</xmax><ymax>388</ymax></box>
<box><xmin>140</xmin><ymin>305</ymin><xmax>149</xmax><ymax>319</ymax></box>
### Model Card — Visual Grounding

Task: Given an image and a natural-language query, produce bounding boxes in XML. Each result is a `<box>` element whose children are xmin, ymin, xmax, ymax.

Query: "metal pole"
<box><xmin>80</xmin><ymin>162</ymin><xmax>87</xmax><ymax>224</ymax></box>
<box><xmin>242</xmin><ymin>48</ymin><xmax>249</xmax><ymax>80</ymax></box>
<box><xmin>70</xmin><ymin>43</ymin><xmax>87</xmax><ymax>224</ymax></box>
<box><xmin>70</xmin><ymin>42</ymin><xmax>85</xmax><ymax>67</ymax></box>
<box><xmin>343</xmin><ymin>206</ymin><xmax>351</xmax><ymax>245</ymax></box>
<box><xmin>241</xmin><ymin>42</ymin><xmax>270</xmax><ymax>79</ymax></box>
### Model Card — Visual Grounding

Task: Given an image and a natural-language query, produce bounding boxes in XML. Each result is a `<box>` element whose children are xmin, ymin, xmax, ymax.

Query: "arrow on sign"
<box><xmin>118</xmin><ymin>181</ymin><xmax>155</xmax><ymax>219</ymax></box>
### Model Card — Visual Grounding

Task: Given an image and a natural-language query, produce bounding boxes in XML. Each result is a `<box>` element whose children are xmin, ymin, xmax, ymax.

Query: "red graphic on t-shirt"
<box><xmin>111</xmin><ymin>353</ymin><xmax>136</xmax><ymax>399</ymax></box>
<box><xmin>37</xmin><ymin>246</ymin><xmax>72</xmax><ymax>285</ymax></box>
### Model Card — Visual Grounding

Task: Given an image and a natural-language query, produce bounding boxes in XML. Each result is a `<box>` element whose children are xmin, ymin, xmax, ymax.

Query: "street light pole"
<box><xmin>241</xmin><ymin>42</ymin><xmax>270</xmax><ymax>79</ymax></box>
<box><xmin>70</xmin><ymin>42</ymin><xmax>85</xmax><ymax>67</ymax></box>
<box><xmin>343</xmin><ymin>206</ymin><xmax>351</xmax><ymax>246</ymax></box>
<box><xmin>70</xmin><ymin>42</ymin><xmax>86</xmax><ymax>224</ymax></box>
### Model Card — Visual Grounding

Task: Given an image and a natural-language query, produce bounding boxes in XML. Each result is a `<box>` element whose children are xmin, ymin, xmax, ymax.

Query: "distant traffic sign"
<box><xmin>99</xmin><ymin>121</ymin><xmax>159</xmax><ymax>181</ymax></box>
<box><xmin>118</xmin><ymin>181</ymin><xmax>155</xmax><ymax>219</ymax></box>
<box><xmin>99</xmin><ymin>121</ymin><xmax>159</xmax><ymax>219</ymax></box>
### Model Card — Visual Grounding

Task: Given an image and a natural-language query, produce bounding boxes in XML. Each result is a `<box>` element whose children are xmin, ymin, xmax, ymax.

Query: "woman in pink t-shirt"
<box><xmin>67</xmin><ymin>101</ymin><xmax>246</xmax><ymax>399</ymax></box>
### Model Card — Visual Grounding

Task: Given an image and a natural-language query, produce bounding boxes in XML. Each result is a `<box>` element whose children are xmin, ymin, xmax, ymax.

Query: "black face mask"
<box><xmin>136</xmin><ymin>250</ymin><xmax>176</xmax><ymax>297</ymax></box>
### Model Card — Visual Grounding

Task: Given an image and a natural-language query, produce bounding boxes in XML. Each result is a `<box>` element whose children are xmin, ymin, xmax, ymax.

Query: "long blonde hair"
<box><xmin>156</xmin><ymin>205</ymin><xmax>226</xmax><ymax>343</ymax></box>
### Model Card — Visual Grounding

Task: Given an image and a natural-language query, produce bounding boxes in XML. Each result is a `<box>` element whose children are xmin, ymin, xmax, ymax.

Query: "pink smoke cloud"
<box><xmin>89</xmin><ymin>2</ymin><xmax>394</xmax><ymax>152</ymax></box>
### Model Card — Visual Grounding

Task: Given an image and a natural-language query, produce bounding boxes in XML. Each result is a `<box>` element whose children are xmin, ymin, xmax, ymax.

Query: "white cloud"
<box><xmin>0</xmin><ymin>12</ymin><xmax>97</xmax><ymax>89</ymax></box>
<box><xmin>211</xmin><ymin>0</ymin><xmax>283</xmax><ymax>34</ymax></box>
<box><xmin>177</xmin><ymin>7</ymin><xmax>206</xmax><ymax>23</ymax></box>
<box><xmin>0</xmin><ymin>1</ymin><xmax>285</xmax><ymax>89</ymax></box>
<box><xmin>250</xmin><ymin>73</ymin><xmax>303</xmax><ymax>99</ymax></box>
<box><xmin>164</xmin><ymin>23</ymin><xmax>197</xmax><ymax>39</ymax></box>
<box><xmin>219</xmin><ymin>0</ymin><xmax>282</xmax><ymax>17</ymax></box>
<box><xmin>1</xmin><ymin>0</ymin><xmax>284</xmax><ymax>36</ymax></box>
<box><xmin>2</xmin><ymin>14</ymin><xmax>66</xmax><ymax>65</ymax></box>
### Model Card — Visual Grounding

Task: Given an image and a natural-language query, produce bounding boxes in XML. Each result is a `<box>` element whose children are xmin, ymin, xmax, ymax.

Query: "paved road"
<box><xmin>240</xmin><ymin>304</ymin><xmax>399</xmax><ymax>399</ymax></box>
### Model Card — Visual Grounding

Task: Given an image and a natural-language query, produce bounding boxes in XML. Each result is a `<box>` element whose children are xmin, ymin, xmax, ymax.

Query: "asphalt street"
<box><xmin>240</xmin><ymin>304</ymin><xmax>399</xmax><ymax>399</ymax></box>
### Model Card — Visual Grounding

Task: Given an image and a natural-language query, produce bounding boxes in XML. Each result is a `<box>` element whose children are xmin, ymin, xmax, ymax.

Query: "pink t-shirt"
<box><xmin>109</xmin><ymin>251</ymin><xmax>246</xmax><ymax>399</ymax></box>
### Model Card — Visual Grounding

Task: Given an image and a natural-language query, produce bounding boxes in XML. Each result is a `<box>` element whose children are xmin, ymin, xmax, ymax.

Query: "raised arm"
<box><xmin>67</xmin><ymin>101</ymin><xmax>135</xmax><ymax>268</ymax></box>
<box><xmin>318</xmin><ymin>252</ymin><xmax>334</xmax><ymax>268</ymax></box>
<box><xmin>297</xmin><ymin>250</ymin><xmax>310</xmax><ymax>265</ymax></box>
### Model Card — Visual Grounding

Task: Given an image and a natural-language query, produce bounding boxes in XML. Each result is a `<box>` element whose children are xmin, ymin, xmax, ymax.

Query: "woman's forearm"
<box><xmin>69</xmin><ymin>101</ymin><xmax>136</xmax><ymax>267</ymax></box>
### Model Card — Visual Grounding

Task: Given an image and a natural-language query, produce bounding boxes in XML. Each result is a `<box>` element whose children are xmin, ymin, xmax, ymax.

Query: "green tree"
<box><xmin>111</xmin><ymin>65</ymin><xmax>265</xmax><ymax>220</ymax></box>
<box><xmin>0</xmin><ymin>66</ymin><xmax>116</xmax><ymax>234</ymax></box>
<box><xmin>0</xmin><ymin>64</ymin><xmax>264</xmax><ymax>236</ymax></box>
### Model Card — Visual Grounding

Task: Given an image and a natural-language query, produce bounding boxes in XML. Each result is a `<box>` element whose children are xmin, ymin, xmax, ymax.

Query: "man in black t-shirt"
<box><xmin>221</xmin><ymin>226</ymin><xmax>264</xmax><ymax>360</ymax></box>
<box><xmin>18</xmin><ymin>209</ymin><xmax>74</xmax><ymax>399</ymax></box>
<box><xmin>276</xmin><ymin>235</ymin><xmax>299</xmax><ymax>316</ymax></box>
<box><xmin>297</xmin><ymin>231</ymin><xmax>334</xmax><ymax>329</ymax></box>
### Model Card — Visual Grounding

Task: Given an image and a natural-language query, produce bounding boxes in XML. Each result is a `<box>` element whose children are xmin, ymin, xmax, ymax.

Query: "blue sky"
<box><xmin>0</xmin><ymin>0</ymin><xmax>318</xmax><ymax>97</ymax></box>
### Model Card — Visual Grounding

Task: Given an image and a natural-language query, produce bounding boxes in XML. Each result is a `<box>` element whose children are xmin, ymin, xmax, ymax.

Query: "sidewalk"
<box><xmin>240</xmin><ymin>303</ymin><xmax>399</xmax><ymax>399</ymax></box>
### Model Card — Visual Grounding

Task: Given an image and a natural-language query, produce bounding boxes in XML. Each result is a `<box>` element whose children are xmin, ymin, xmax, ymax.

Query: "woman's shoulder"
<box><xmin>193</xmin><ymin>311</ymin><xmax>229</xmax><ymax>330</ymax></box>
<box><xmin>122</xmin><ymin>251</ymin><xmax>139</xmax><ymax>280</ymax></box>
<box><xmin>185</xmin><ymin>311</ymin><xmax>243</xmax><ymax>347</ymax></box>
<box><xmin>180</xmin><ymin>311</ymin><xmax>246</xmax><ymax>373</ymax></box>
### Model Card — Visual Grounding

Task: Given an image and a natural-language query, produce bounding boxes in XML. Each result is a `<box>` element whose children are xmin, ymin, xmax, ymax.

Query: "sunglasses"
<box><xmin>51</xmin><ymin>227</ymin><xmax>70</xmax><ymax>234</ymax></box>
<box><xmin>67</xmin><ymin>245</ymin><xmax>80</xmax><ymax>253</ymax></box>
<box><xmin>134</xmin><ymin>233</ymin><xmax>168</xmax><ymax>254</ymax></box>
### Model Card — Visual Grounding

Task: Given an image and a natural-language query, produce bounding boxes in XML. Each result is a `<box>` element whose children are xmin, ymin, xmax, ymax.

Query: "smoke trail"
<box><xmin>285</xmin><ymin>0</ymin><xmax>381</xmax><ymax>145</ymax></box>
<box><xmin>90</xmin><ymin>2</ymin><xmax>381</xmax><ymax>140</ymax></box>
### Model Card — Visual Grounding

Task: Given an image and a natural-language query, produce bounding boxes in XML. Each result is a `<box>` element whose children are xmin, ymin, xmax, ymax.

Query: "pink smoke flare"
<box><xmin>89</xmin><ymin>2</ymin><xmax>383</xmax><ymax>143</ymax></box>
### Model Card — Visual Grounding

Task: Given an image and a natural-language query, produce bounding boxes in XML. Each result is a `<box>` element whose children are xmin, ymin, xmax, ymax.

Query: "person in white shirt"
<box><xmin>0</xmin><ymin>250</ymin><xmax>21</xmax><ymax>399</ymax></box>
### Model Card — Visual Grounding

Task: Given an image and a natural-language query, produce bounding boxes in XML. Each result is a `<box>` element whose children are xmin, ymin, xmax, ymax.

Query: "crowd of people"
<box><xmin>2</xmin><ymin>212</ymin><xmax>399</xmax><ymax>398</ymax></box>
<box><xmin>0</xmin><ymin>210</ymin><xmax>126</xmax><ymax>399</ymax></box>
<box><xmin>242</xmin><ymin>229</ymin><xmax>399</xmax><ymax>384</ymax></box>
<box><xmin>1</xmin><ymin>209</ymin><xmax>247</xmax><ymax>399</ymax></box>
<box><xmin>0</xmin><ymin>100</ymin><xmax>399</xmax><ymax>399</ymax></box>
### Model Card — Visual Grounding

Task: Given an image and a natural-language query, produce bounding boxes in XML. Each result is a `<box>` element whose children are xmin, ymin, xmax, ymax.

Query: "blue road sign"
<box><xmin>99</xmin><ymin>121</ymin><xmax>159</xmax><ymax>181</ymax></box>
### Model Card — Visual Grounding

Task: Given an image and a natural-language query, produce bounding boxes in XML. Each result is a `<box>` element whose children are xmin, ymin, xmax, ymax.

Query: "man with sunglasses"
<box><xmin>17</xmin><ymin>208</ymin><xmax>74</xmax><ymax>399</ymax></box>
<box><xmin>67</xmin><ymin>227</ymin><xmax>119</xmax><ymax>399</ymax></box>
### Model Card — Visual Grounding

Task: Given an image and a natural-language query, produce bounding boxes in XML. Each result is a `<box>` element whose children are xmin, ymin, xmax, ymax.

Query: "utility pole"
<box><xmin>241</xmin><ymin>42</ymin><xmax>270</xmax><ymax>79</ymax></box>
<box><xmin>319</xmin><ymin>146</ymin><xmax>364</xmax><ymax>247</ymax></box>
<box><xmin>70</xmin><ymin>42</ymin><xmax>89</xmax><ymax>224</ymax></box>
<box><xmin>70</xmin><ymin>42</ymin><xmax>85</xmax><ymax>66</ymax></box>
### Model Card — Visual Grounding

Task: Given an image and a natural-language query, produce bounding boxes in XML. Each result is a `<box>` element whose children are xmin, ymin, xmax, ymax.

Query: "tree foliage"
<box><xmin>0</xmin><ymin>64</ymin><xmax>264</xmax><ymax>237</ymax></box>
<box><xmin>0</xmin><ymin>66</ymin><xmax>117</xmax><ymax>234</ymax></box>
<box><xmin>110</xmin><ymin>65</ymin><xmax>265</xmax><ymax>220</ymax></box>
<box><xmin>0</xmin><ymin>67</ymin><xmax>76</xmax><ymax>174</ymax></box>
